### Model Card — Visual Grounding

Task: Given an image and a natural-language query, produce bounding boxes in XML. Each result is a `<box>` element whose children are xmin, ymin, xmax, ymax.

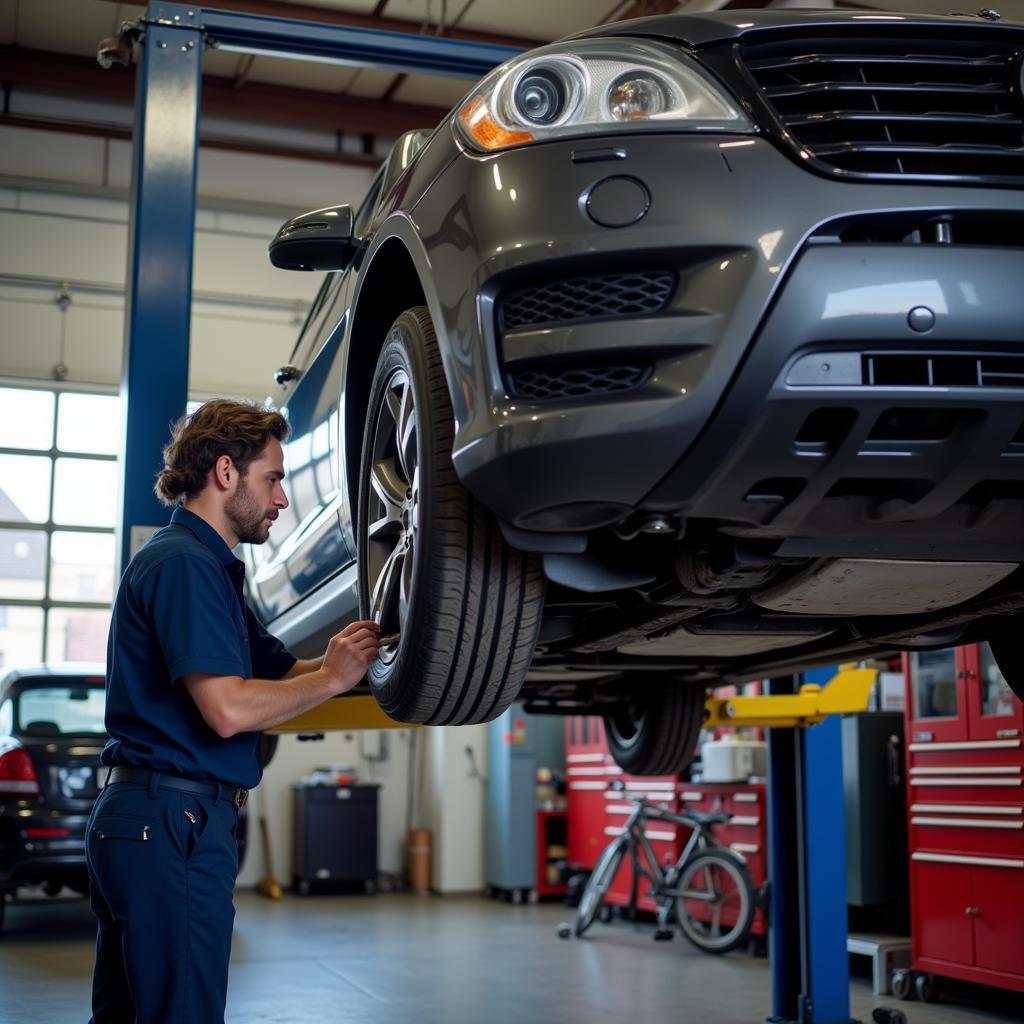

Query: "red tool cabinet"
<box><xmin>903</xmin><ymin>642</ymin><xmax>1024</xmax><ymax>995</ymax></box>
<box><xmin>565</xmin><ymin>717</ymin><xmax>768</xmax><ymax>938</ymax></box>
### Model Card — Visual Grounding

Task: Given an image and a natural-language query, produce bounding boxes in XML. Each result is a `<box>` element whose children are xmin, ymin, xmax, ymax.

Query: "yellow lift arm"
<box><xmin>269</xmin><ymin>667</ymin><xmax>877</xmax><ymax>734</ymax></box>
<box><xmin>703</xmin><ymin>666</ymin><xmax>878</xmax><ymax>729</ymax></box>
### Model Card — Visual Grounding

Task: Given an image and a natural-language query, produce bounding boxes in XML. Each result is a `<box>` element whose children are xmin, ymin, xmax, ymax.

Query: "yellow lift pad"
<box><xmin>268</xmin><ymin>695</ymin><xmax>419</xmax><ymax>734</ymax></box>
<box><xmin>703</xmin><ymin>666</ymin><xmax>878</xmax><ymax>729</ymax></box>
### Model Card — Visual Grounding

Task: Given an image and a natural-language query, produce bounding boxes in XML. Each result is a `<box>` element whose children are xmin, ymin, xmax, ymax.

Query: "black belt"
<box><xmin>106</xmin><ymin>766</ymin><xmax>249</xmax><ymax>810</ymax></box>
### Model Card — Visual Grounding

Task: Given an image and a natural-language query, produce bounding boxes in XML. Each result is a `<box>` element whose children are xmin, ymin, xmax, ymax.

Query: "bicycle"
<box><xmin>572</xmin><ymin>780</ymin><xmax>756</xmax><ymax>954</ymax></box>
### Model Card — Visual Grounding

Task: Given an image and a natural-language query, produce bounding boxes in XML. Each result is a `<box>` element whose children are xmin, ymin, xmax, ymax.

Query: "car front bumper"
<box><xmin>414</xmin><ymin>132</ymin><xmax>1024</xmax><ymax>547</ymax></box>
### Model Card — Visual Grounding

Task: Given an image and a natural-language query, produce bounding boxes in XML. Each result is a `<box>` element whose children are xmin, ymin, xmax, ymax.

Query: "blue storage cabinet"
<box><xmin>485</xmin><ymin>705</ymin><xmax>564</xmax><ymax>897</ymax></box>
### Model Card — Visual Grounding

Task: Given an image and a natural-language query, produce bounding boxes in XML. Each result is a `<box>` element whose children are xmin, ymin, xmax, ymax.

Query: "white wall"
<box><xmin>421</xmin><ymin>725</ymin><xmax>488</xmax><ymax>893</ymax></box>
<box><xmin>0</xmin><ymin>123</ymin><xmax>375</xmax><ymax>399</ymax></box>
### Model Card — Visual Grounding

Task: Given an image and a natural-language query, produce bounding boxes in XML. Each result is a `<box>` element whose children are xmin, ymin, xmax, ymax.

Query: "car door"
<box><xmin>247</xmin><ymin>173</ymin><xmax>384</xmax><ymax>623</ymax></box>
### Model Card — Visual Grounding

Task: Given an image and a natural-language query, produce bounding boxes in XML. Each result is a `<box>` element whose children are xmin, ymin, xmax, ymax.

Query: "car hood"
<box><xmin>570</xmin><ymin>9</ymin><xmax>1020</xmax><ymax>48</ymax></box>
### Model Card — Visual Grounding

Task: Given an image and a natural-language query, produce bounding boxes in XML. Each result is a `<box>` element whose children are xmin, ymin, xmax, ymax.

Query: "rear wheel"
<box><xmin>603</xmin><ymin>680</ymin><xmax>705</xmax><ymax>776</ymax></box>
<box><xmin>674</xmin><ymin>849</ymin><xmax>755</xmax><ymax>954</ymax></box>
<box><xmin>357</xmin><ymin>307</ymin><xmax>545</xmax><ymax>725</ymax></box>
<box><xmin>575</xmin><ymin>838</ymin><xmax>627</xmax><ymax>937</ymax></box>
<box><xmin>988</xmin><ymin>624</ymin><xmax>1024</xmax><ymax>702</ymax></box>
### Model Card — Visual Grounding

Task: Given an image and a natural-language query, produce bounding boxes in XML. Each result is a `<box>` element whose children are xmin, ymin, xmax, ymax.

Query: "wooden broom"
<box><xmin>255</xmin><ymin>793</ymin><xmax>283</xmax><ymax>900</ymax></box>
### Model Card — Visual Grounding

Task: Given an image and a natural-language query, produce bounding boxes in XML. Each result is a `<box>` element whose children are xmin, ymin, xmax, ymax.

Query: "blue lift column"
<box><xmin>118</xmin><ymin>3</ymin><xmax>202</xmax><ymax>572</ymax></box>
<box><xmin>767</xmin><ymin>669</ymin><xmax>856</xmax><ymax>1024</ymax></box>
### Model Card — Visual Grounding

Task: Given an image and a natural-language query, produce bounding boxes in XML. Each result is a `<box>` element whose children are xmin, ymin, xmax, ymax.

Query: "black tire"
<box><xmin>357</xmin><ymin>307</ymin><xmax>545</xmax><ymax>725</ymax></box>
<box><xmin>575</xmin><ymin>839</ymin><xmax>626</xmax><ymax>937</ymax></box>
<box><xmin>674</xmin><ymin>849</ymin><xmax>755</xmax><ymax>954</ymax></box>
<box><xmin>988</xmin><ymin>628</ymin><xmax>1024</xmax><ymax>703</ymax></box>
<box><xmin>603</xmin><ymin>681</ymin><xmax>705</xmax><ymax>776</ymax></box>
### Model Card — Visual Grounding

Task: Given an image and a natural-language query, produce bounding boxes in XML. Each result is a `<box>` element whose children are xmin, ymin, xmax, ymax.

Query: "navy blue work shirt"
<box><xmin>101</xmin><ymin>507</ymin><xmax>296</xmax><ymax>788</ymax></box>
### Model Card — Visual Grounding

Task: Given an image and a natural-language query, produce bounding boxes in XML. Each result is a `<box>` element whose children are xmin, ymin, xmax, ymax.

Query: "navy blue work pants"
<box><xmin>85</xmin><ymin>778</ymin><xmax>239</xmax><ymax>1023</ymax></box>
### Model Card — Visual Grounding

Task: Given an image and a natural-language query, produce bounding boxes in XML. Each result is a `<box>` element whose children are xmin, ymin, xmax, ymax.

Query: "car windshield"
<box><xmin>16</xmin><ymin>685</ymin><xmax>106</xmax><ymax>736</ymax></box>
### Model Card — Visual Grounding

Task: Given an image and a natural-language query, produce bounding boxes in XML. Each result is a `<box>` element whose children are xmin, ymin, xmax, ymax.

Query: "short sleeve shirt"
<box><xmin>101</xmin><ymin>507</ymin><xmax>296</xmax><ymax>788</ymax></box>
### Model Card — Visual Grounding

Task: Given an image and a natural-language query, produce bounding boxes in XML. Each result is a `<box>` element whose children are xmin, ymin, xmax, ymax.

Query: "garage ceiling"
<box><xmin>1</xmin><ymin>0</ymin><xmax>1022</xmax><ymax>167</ymax></box>
<box><xmin>0</xmin><ymin>0</ymin><xmax>671</xmax><ymax>164</ymax></box>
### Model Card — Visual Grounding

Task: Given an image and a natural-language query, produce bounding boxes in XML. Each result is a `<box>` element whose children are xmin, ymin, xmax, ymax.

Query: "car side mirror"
<box><xmin>268</xmin><ymin>205</ymin><xmax>358</xmax><ymax>272</ymax></box>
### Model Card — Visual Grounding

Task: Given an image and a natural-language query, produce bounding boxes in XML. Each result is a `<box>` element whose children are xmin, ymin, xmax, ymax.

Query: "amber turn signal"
<box><xmin>458</xmin><ymin>96</ymin><xmax>535</xmax><ymax>151</ymax></box>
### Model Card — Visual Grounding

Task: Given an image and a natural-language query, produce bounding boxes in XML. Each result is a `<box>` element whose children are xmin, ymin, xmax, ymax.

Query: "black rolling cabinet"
<box><xmin>292</xmin><ymin>784</ymin><xmax>379</xmax><ymax>895</ymax></box>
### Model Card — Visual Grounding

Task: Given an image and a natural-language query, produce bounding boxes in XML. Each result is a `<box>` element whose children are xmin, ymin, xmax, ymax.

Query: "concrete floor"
<box><xmin>1</xmin><ymin>889</ymin><xmax>1022</xmax><ymax>1024</ymax></box>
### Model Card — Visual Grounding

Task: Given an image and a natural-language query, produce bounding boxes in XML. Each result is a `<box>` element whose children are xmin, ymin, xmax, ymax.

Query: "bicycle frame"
<box><xmin>615</xmin><ymin>797</ymin><xmax>721</xmax><ymax>924</ymax></box>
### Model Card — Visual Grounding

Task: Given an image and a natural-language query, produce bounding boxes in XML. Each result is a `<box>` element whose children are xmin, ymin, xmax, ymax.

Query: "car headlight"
<box><xmin>455</xmin><ymin>38</ymin><xmax>753</xmax><ymax>153</ymax></box>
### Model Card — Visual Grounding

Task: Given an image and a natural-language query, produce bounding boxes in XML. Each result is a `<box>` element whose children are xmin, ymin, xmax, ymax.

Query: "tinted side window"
<box><xmin>353</xmin><ymin>170</ymin><xmax>385</xmax><ymax>238</ymax></box>
<box><xmin>286</xmin><ymin>273</ymin><xmax>338</xmax><ymax>368</ymax></box>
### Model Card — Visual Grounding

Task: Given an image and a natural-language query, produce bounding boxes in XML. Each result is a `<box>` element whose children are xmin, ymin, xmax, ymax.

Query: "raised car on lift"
<box><xmin>248</xmin><ymin>9</ymin><xmax>1024</xmax><ymax>775</ymax></box>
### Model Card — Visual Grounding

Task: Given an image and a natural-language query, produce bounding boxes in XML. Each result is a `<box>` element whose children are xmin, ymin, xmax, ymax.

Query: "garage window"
<box><xmin>0</xmin><ymin>384</ymin><xmax>116</xmax><ymax>670</ymax></box>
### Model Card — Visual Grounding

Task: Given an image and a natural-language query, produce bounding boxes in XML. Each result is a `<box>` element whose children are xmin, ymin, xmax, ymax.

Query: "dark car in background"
<box><xmin>0</xmin><ymin>664</ymin><xmax>107</xmax><ymax>929</ymax></box>
<box><xmin>249</xmin><ymin>9</ymin><xmax>1024</xmax><ymax>776</ymax></box>
<box><xmin>0</xmin><ymin>664</ymin><xmax>252</xmax><ymax>931</ymax></box>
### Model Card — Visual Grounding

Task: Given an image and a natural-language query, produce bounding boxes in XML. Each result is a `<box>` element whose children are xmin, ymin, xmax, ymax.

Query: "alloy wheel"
<box><xmin>365</xmin><ymin>367</ymin><xmax>418</xmax><ymax>664</ymax></box>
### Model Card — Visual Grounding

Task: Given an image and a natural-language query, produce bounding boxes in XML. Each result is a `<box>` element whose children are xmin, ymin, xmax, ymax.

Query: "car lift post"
<box><xmin>706</xmin><ymin>666</ymin><xmax>876</xmax><ymax>1023</ymax></box>
<box><xmin>767</xmin><ymin>669</ymin><xmax>857</xmax><ymax>1024</ymax></box>
<box><xmin>113</xmin><ymin>1</ymin><xmax>519</xmax><ymax>572</ymax></box>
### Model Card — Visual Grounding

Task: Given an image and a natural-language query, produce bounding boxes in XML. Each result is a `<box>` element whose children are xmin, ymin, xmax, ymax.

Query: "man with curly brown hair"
<box><xmin>85</xmin><ymin>399</ymin><xmax>380</xmax><ymax>1024</ymax></box>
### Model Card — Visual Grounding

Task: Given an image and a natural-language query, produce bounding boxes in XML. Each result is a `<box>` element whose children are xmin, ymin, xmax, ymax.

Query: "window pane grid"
<box><xmin>0</xmin><ymin>385</ymin><xmax>116</xmax><ymax>669</ymax></box>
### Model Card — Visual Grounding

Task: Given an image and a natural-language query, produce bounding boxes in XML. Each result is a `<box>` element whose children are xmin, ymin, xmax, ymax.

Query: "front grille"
<box><xmin>740</xmin><ymin>28</ymin><xmax>1024</xmax><ymax>184</ymax></box>
<box><xmin>865</xmin><ymin>351</ymin><xmax>1024</xmax><ymax>388</ymax></box>
<box><xmin>498</xmin><ymin>271</ymin><xmax>675</xmax><ymax>332</ymax></box>
<box><xmin>509</xmin><ymin>364</ymin><xmax>650</xmax><ymax>401</ymax></box>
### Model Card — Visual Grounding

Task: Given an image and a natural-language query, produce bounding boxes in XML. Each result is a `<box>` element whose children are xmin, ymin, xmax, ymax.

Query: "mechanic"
<box><xmin>86</xmin><ymin>399</ymin><xmax>380</xmax><ymax>1024</ymax></box>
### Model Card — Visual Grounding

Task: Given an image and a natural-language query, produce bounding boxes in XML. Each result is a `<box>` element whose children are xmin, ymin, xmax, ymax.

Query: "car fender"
<box><xmin>343</xmin><ymin>212</ymin><xmax>472</xmax><ymax>528</ymax></box>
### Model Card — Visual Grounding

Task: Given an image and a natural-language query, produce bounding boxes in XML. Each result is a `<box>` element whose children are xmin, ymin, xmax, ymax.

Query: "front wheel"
<box><xmin>575</xmin><ymin>840</ymin><xmax>627</xmax><ymax>937</ymax></box>
<box><xmin>357</xmin><ymin>307</ymin><xmax>545</xmax><ymax>725</ymax></box>
<box><xmin>674</xmin><ymin>849</ymin><xmax>755</xmax><ymax>954</ymax></box>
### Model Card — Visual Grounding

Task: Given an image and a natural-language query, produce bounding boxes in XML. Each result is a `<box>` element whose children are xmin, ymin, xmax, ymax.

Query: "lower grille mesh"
<box><xmin>499</xmin><ymin>271</ymin><xmax>675</xmax><ymax>331</ymax></box>
<box><xmin>509</xmin><ymin>365</ymin><xmax>650</xmax><ymax>401</ymax></box>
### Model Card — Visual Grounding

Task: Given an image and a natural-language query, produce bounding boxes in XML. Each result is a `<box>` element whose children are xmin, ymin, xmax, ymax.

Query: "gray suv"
<box><xmin>249</xmin><ymin>9</ymin><xmax>1024</xmax><ymax>775</ymax></box>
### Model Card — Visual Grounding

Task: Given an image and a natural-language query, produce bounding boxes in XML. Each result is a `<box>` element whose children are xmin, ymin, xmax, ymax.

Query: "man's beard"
<box><xmin>226</xmin><ymin>476</ymin><xmax>273</xmax><ymax>544</ymax></box>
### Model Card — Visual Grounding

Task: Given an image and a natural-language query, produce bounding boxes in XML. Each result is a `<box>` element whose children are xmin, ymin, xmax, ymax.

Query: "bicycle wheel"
<box><xmin>575</xmin><ymin>839</ymin><xmax>627</xmax><ymax>937</ymax></box>
<box><xmin>674</xmin><ymin>849</ymin><xmax>755</xmax><ymax>954</ymax></box>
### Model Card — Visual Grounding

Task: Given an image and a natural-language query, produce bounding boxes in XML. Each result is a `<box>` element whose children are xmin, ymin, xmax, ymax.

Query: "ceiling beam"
<box><xmin>94</xmin><ymin>0</ymin><xmax>546</xmax><ymax>51</ymax></box>
<box><xmin>0</xmin><ymin>113</ymin><xmax>381</xmax><ymax>170</ymax></box>
<box><xmin>1</xmin><ymin>46</ymin><xmax>451</xmax><ymax>137</ymax></box>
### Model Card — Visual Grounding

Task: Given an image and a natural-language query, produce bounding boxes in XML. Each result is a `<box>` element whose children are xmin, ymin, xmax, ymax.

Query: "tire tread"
<box><xmin>359</xmin><ymin>307</ymin><xmax>544</xmax><ymax>725</ymax></box>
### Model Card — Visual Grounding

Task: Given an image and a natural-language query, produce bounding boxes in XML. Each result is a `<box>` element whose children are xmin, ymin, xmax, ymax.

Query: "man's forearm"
<box><xmin>187</xmin><ymin>669</ymin><xmax>343</xmax><ymax>737</ymax></box>
<box><xmin>234</xmin><ymin>669</ymin><xmax>343</xmax><ymax>733</ymax></box>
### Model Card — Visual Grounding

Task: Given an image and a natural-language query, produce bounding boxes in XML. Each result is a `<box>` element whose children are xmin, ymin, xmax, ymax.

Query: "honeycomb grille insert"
<box><xmin>740</xmin><ymin>27</ymin><xmax>1024</xmax><ymax>185</ymax></box>
<box><xmin>509</xmin><ymin>365</ymin><xmax>650</xmax><ymax>401</ymax></box>
<box><xmin>498</xmin><ymin>271</ymin><xmax>675</xmax><ymax>331</ymax></box>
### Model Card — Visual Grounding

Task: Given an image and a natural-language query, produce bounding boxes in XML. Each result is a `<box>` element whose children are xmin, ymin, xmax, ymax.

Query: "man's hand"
<box><xmin>321</xmin><ymin>620</ymin><xmax>381</xmax><ymax>695</ymax></box>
